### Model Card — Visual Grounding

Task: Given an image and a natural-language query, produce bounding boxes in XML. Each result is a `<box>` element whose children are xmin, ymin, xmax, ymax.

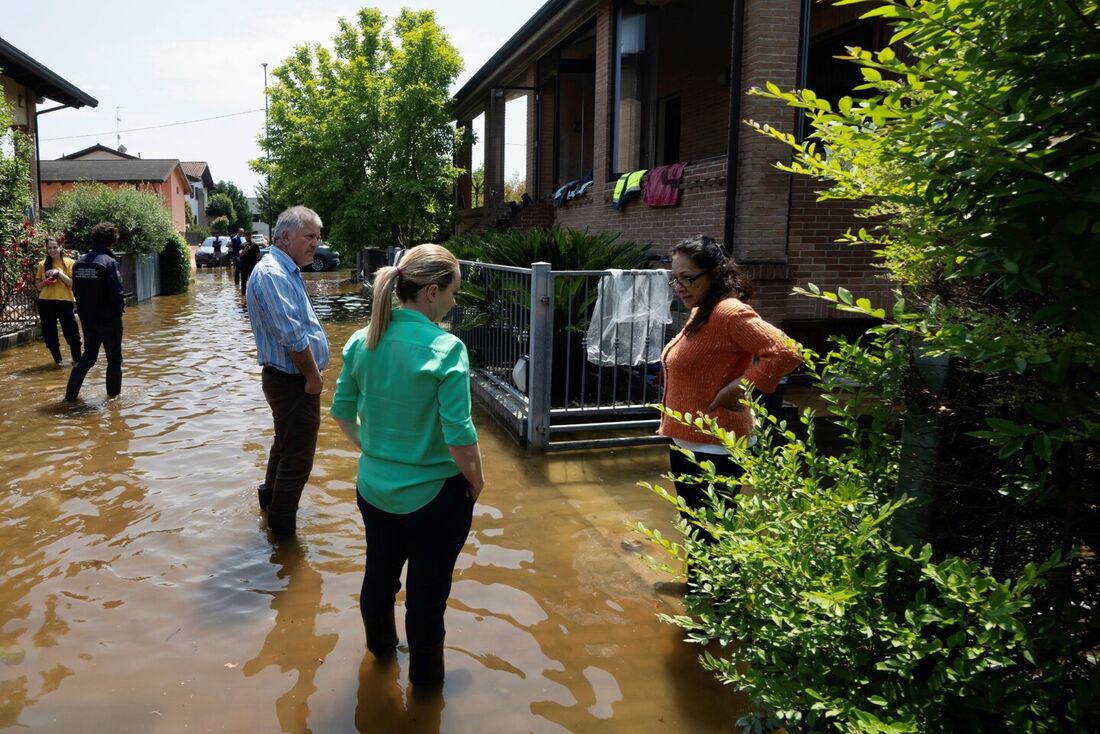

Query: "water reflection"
<box><xmin>0</xmin><ymin>268</ymin><xmax>745</xmax><ymax>732</ymax></box>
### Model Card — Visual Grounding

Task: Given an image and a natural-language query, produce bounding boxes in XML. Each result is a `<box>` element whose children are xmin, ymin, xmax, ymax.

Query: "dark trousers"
<box><xmin>65</xmin><ymin>319</ymin><xmax>122</xmax><ymax>400</ymax></box>
<box><xmin>261</xmin><ymin>367</ymin><xmax>321</xmax><ymax>515</ymax></box>
<box><xmin>38</xmin><ymin>298</ymin><xmax>81</xmax><ymax>363</ymax></box>
<box><xmin>232</xmin><ymin>257</ymin><xmax>241</xmax><ymax>286</ymax></box>
<box><xmin>357</xmin><ymin>474</ymin><xmax>474</xmax><ymax>649</ymax></box>
<box><xmin>240</xmin><ymin>265</ymin><xmax>255</xmax><ymax>295</ymax></box>
<box><xmin>669</xmin><ymin>447</ymin><xmax>742</xmax><ymax>534</ymax></box>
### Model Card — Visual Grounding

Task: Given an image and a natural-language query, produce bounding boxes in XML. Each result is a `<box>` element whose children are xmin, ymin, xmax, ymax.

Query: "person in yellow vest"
<box><xmin>35</xmin><ymin>236</ymin><xmax>82</xmax><ymax>366</ymax></box>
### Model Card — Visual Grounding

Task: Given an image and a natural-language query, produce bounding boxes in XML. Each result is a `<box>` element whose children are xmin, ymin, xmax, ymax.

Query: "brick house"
<box><xmin>40</xmin><ymin>144</ymin><xmax>193</xmax><ymax>234</ymax></box>
<box><xmin>452</xmin><ymin>0</ymin><xmax>892</xmax><ymax>346</ymax></box>
<box><xmin>0</xmin><ymin>37</ymin><xmax>97</xmax><ymax>217</ymax></box>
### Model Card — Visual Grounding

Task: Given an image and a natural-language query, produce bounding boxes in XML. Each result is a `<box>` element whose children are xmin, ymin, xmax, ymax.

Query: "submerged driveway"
<box><xmin>0</xmin><ymin>268</ymin><xmax>744</xmax><ymax>733</ymax></box>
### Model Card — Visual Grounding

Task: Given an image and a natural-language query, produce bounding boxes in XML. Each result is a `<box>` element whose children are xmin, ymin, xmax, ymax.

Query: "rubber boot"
<box><xmin>267</xmin><ymin>510</ymin><xmax>296</xmax><ymax>537</ymax></box>
<box><xmin>364</xmin><ymin>609</ymin><xmax>398</xmax><ymax>659</ymax></box>
<box><xmin>257</xmin><ymin>484</ymin><xmax>272</xmax><ymax>512</ymax></box>
<box><xmin>408</xmin><ymin>642</ymin><xmax>445</xmax><ymax>688</ymax></box>
<box><xmin>106</xmin><ymin>366</ymin><xmax>122</xmax><ymax>398</ymax></box>
<box><xmin>64</xmin><ymin>364</ymin><xmax>88</xmax><ymax>401</ymax></box>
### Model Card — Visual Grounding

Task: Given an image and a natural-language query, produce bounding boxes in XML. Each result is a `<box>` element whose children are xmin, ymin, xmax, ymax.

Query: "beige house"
<box><xmin>0</xmin><ymin>36</ymin><xmax>98</xmax><ymax>217</ymax></box>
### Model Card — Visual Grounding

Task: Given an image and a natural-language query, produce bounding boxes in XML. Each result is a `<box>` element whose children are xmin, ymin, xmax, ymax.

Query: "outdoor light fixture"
<box><xmin>512</xmin><ymin>355</ymin><xmax>529</xmax><ymax>394</ymax></box>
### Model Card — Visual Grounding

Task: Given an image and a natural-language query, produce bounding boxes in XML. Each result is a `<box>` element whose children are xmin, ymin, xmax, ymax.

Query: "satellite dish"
<box><xmin>118</xmin><ymin>144</ymin><xmax>127</xmax><ymax>154</ymax></box>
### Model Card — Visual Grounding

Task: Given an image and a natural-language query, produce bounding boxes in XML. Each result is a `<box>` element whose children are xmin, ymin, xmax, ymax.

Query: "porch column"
<box><xmin>485</xmin><ymin>89</ymin><xmax>507</xmax><ymax>219</ymax></box>
<box><xmin>455</xmin><ymin>119</ymin><xmax>473</xmax><ymax>210</ymax></box>
<box><xmin>732</xmin><ymin>0</ymin><xmax>803</xmax><ymax>262</ymax></box>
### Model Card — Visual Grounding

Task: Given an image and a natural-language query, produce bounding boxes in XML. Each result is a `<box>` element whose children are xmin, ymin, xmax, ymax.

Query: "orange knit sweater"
<box><xmin>659</xmin><ymin>298</ymin><xmax>801</xmax><ymax>444</ymax></box>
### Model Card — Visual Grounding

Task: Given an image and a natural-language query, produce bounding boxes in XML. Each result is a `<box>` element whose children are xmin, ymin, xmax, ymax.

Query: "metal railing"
<box><xmin>451</xmin><ymin>260</ymin><xmax>684</xmax><ymax>451</ymax></box>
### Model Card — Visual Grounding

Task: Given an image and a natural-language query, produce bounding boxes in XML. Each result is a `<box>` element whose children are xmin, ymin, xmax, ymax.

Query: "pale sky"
<box><xmin>3</xmin><ymin>0</ymin><xmax>542</xmax><ymax>197</ymax></box>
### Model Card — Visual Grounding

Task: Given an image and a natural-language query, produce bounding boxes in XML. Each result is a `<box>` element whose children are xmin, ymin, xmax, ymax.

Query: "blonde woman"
<box><xmin>331</xmin><ymin>244</ymin><xmax>483</xmax><ymax>689</ymax></box>
<box><xmin>35</xmin><ymin>236</ymin><xmax>81</xmax><ymax>366</ymax></box>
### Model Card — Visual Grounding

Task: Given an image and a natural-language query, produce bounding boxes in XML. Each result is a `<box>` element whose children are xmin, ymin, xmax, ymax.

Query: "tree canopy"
<box><xmin>252</xmin><ymin>7</ymin><xmax>465</xmax><ymax>253</ymax></box>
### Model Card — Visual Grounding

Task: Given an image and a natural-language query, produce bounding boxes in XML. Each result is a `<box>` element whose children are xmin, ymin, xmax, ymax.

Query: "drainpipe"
<box><xmin>33</xmin><ymin>103</ymin><xmax>72</xmax><ymax>220</ymax></box>
<box><xmin>722</xmin><ymin>0</ymin><xmax>747</xmax><ymax>254</ymax></box>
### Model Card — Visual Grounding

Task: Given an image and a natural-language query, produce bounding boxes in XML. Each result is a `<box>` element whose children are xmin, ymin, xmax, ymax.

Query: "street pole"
<box><xmin>262</xmin><ymin>62</ymin><xmax>271</xmax><ymax>239</ymax></box>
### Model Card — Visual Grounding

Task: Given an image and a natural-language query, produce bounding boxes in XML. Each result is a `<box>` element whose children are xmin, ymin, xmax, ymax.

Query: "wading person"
<box><xmin>65</xmin><ymin>222</ymin><xmax>125</xmax><ymax>401</ymax></box>
<box><xmin>660</xmin><ymin>235</ymin><xmax>800</xmax><ymax>546</ymax></box>
<box><xmin>230</xmin><ymin>227</ymin><xmax>245</xmax><ymax>286</ymax></box>
<box><xmin>246</xmin><ymin>206</ymin><xmax>329</xmax><ymax>537</ymax></box>
<box><xmin>35</xmin><ymin>235</ymin><xmax>81</xmax><ymax>366</ymax></box>
<box><xmin>330</xmin><ymin>244</ymin><xmax>483</xmax><ymax>689</ymax></box>
<box><xmin>239</xmin><ymin>234</ymin><xmax>262</xmax><ymax>296</ymax></box>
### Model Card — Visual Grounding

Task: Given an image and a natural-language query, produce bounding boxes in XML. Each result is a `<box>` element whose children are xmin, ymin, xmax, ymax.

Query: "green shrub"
<box><xmin>158</xmin><ymin>233</ymin><xmax>192</xmax><ymax>295</ymax></box>
<box><xmin>47</xmin><ymin>183</ymin><xmax>175</xmax><ymax>254</ymax></box>
<box><xmin>642</xmin><ymin>329</ymin><xmax>1075</xmax><ymax>732</ymax></box>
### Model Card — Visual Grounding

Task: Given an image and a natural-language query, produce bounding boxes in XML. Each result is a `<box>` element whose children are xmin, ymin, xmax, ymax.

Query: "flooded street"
<box><xmin>0</xmin><ymin>269</ymin><xmax>743</xmax><ymax>733</ymax></box>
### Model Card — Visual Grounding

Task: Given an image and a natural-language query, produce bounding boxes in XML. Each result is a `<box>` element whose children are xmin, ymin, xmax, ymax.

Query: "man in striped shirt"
<box><xmin>246</xmin><ymin>206</ymin><xmax>330</xmax><ymax>537</ymax></box>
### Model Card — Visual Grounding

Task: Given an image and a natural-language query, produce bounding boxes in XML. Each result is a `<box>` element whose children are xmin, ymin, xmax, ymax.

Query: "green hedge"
<box><xmin>158</xmin><ymin>233</ymin><xmax>192</xmax><ymax>295</ymax></box>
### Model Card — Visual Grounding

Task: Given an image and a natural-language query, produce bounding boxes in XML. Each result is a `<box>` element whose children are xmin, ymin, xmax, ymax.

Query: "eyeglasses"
<box><xmin>668</xmin><ymin>271</ymin><xmax>706</xmax><ymax>290</ymax></box>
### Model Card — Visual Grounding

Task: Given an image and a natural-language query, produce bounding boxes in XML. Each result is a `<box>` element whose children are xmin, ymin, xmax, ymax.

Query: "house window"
<box><xmin>552</xmin><ymin>25</ymin><xmax>596</xmax><ymax>188</ymax></box>
<box><xmin>656</xmin><ymin>94</ymin><xmax>681</xmax><ymax>167</ymax></box>
<box><xmin>802</xmin><ymin>15</ymin><xmax>886</xmax><ymax>139</ymax></box>
<box><xmin>612</xmin><ymin>2</ymin><xmax>655</xmax><ymax>176</ymax></box>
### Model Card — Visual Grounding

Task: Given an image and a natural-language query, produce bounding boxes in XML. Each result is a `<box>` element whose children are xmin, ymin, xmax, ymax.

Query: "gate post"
<box><xmin>527</xmin><ymin>261</ymin><xmax>553</xmax><ymax>449</ymax></box>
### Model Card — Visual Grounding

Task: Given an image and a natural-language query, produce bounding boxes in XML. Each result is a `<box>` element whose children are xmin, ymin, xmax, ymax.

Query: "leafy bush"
<box><xmin>209</xmin><ymin>215</ymin><xmax>230</xmax><ymax>235</ymax></box>
<box><xmin>641</xmin><ymin>0</ymin><xmax>1099</xmax><ymax>730</ymax></box>
<box><xmin>47</xmin><ymin>183</ymin><xmax>175</xmax><ymax>254</ymax></box>
<box><xmin>445</xmin><ymin>225</ymin><xmax>650</xmax><ymax>270</ymax></box>
<box><xmin>642</xmin><ymin>335</ymin><xmax>1067</xmax><ymax>732</ymax></box>
<box><xmin>158</xmin><ymin>233</ymin><xmax>192</xmax><ymax>295</ymax></box>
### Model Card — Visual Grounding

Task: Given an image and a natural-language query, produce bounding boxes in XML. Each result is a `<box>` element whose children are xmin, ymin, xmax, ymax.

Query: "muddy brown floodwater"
<box><xmin>0</xmin><ymin>268</ymin><xmax>746</xmax><ymax>733</ymax></box>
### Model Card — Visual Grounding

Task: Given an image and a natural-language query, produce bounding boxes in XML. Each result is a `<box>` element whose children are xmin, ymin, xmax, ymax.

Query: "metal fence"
<box><xmin>0</xmin><ymin>287</ymin><xmax>38</xmax><ymax>328</ymax></box>
<box><xmin>451</xmin><ymin>259</ymin><xmax>684</xmax><ymax>451</ymax></box>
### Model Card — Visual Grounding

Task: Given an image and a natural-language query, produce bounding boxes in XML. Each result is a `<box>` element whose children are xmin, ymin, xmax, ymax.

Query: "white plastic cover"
<box><xmin>585</xmin><ymin>269</ymin><xmax>673</xmax><ymax>367</ymax></box>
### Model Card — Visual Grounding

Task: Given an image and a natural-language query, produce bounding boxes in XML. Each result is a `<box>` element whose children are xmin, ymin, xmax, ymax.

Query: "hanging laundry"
<box><xmin>611</xmin><ymin>169</ymin><xmax>647</xmax><ymax>210</ymax></box>
<box><xmin>586</xmin><ymin>269</ymin><xmax>673</xmax><ymax>367</ymax></box>
<box><xmin>642</xmin><ymin>161</ymin><xmax>689</xmax><ymax>207</ymax></box>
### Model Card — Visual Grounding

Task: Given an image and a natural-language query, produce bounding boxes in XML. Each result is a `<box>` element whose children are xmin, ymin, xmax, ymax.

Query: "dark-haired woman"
<box><xmin>331</xmin><ymin>243</ymin><xmax>483</xmax><ymax>689</ymax></box>
<box><xmin>35</xmin><ymin>236</ymin><xmax>81</xmax><ymax>366</ymax></box>
<box><xmin>659</xmin><ymin>234</ymin><xmax>800</xmax><ymax>531</ymax></box>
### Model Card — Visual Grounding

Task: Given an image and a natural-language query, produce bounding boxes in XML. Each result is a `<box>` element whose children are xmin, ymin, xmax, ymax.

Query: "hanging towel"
<box><xmin>642</xmin><ymin>161</ymin><xmax>689</xmax><ymax>207</ymax></box>
<box><xmin>586</xmin><ymin>269</ymin><xmax>673</xmax><ymax>366</ymax></box>
<box><xmin>611</xmin><ymin>169</ymin><xmax>647</xmax><ymax>210</ymax></box>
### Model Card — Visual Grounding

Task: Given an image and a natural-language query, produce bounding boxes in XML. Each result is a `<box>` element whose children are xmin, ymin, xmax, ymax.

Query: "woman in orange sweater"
<box><xmin>660</xmin><ymin>234</ymin><xmax>800</xmax><ymax>529</ymax></box>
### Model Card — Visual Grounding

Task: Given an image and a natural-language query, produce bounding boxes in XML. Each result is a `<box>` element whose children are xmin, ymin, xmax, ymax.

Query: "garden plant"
<box><xmin>641</xmin><ymin>0</ymin><xmax>1099</xmax><ymax>731</ymax></box>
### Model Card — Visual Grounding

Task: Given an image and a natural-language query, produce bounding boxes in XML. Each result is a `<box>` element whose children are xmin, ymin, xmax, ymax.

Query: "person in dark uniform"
<box><xmin>230</xmin><ymin>227</ymin><xmax>245</xmax><ymax>286</ymax></box>
<box><xmin>65</xmin><ymin>222</ymin><xmax>126</xmax><ymax>402</ymax></box>
<box><xmin>239</xmin><ymin>234</ymin><xmax>262</xmax><ymax>296</ymax></box>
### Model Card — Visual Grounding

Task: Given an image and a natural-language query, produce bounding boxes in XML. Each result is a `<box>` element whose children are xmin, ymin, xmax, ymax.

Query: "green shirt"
<box><xmin>330</xmin><ymin>309</ymin><xmax>478</xmax><ymax>514</ymax></box>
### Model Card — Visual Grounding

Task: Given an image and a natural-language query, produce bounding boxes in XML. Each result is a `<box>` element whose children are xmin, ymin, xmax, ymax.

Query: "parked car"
<box><xmin>195</xmin><ymin>236</ymin><xmax>232</xmax><ymax>268</ymax></box>
<box><xmin>250</xmin><ymin>233</ymin><xmax>268</xmax><ymax>246</ymax></box>
<box><xmin>308</xmin><ymin>241</ymin><xmax>342</xmax><ymax>272</ymax></box>
<box><xmin>259</xmin><ymin>241</ymin><xmax>342</xmax><ymax>272</ymax></box>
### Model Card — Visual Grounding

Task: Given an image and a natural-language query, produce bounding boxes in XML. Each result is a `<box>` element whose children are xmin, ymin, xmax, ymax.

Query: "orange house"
<box><xmin>39</xmin><ymin>145</ymin><xmax>192</xmax><ymax>234</ymax></box>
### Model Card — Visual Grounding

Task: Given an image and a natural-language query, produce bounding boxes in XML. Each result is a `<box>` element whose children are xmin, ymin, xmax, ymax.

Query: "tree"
<box><xmin>211</xmin><ymin>180</ymin><xmax>253</xmax><ymax>233</ymax></box>
<box><xmin>504</xmin><ymin>169</ymin><xmax>526</xmax><ymax>202</ymax></box>
<box><xmin>48</xmin><ymin>183</ymin><xmax>176</xmax><ymax>254</ymax></box>
<box><xmin>470</xmin><ymin>166</ymin><xmax>485</xmax><ymax>208</ymax></box>
<box><xmin>253</xmin><ymin>7</ymin><xmax>466</xmax><ymax>254</ymax></box>
<box><xmin>254</xmin><ymin>180</ymin><xmax>285</xmax><ymax>232</ymax></box>
<box><xmin>209</xmin><ymin>215</ymin><xmax>230</xmax><ymax>236</ymax></box>
<box><xmin>205</xmin><ymin>192</ymin><xmax>236</xmax><ymax>226</ymax></box>
<box><xmin>643</xmin><ymin>0</ymin><xmax>1100</xmax><ymax>730</ymax></box>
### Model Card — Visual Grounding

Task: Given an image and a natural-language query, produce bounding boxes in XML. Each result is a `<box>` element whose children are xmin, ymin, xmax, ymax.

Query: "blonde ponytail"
<box><xmin>366</xmin><ymin>244</ymin><xmax>459</xmax><ymax>350</ymax></box>
<box><xmin>367</xmin><ymin>266</ymin><xmax>399</xmax><ymax>350</ymax></box>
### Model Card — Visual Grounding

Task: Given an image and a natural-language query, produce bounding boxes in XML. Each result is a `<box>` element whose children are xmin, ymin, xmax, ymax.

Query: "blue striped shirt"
<box><xmin>246</xmin><ymin>246</ymin><xmax>330</xmax><ymax>373</ymax></box>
